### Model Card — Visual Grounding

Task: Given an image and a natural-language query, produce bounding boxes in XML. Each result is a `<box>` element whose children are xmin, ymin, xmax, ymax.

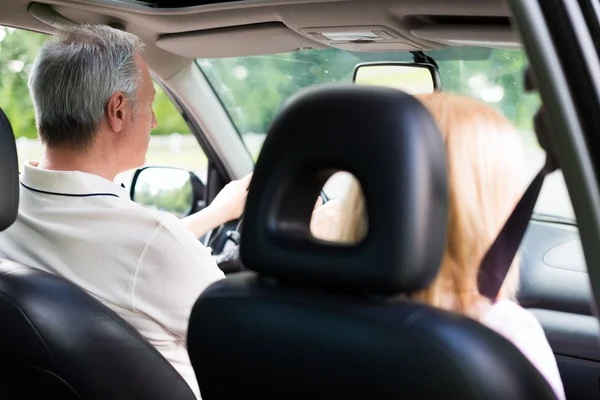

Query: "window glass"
<box><xmin>198</xmin><ymin>47</ymin><xmax>574</xmax><ymax>220</ymax></box>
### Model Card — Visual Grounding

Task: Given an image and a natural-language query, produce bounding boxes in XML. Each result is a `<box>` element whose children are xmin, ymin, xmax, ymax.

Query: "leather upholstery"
<box><xmin>0</xmin><ymin>108</ymin><xmax>18</xmax><ymax>232</ymax></box>
<box><xmin>187</xmin><ymin>84</ymin><xmax>557</xmax><ymax>399</ymax></box>
<box><xmin>0</xmin><ymin>261</ymin><xmax>197</xmax><ymax>400</ymax></box>
<box><xmin>0</xmin><ymin>108</ymin><xmax>196</xmax><ymax>399</ymax></box>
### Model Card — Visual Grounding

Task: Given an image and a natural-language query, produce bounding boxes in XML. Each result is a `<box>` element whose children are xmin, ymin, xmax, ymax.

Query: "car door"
<box><xmin>507</xmin><ymin>0</ymin><xmax>600</xmax><ymax>398</ymax></box>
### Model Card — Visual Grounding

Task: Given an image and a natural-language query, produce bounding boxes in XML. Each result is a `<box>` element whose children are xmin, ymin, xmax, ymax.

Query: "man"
<box><xmin>0</xmin><ymin>24</ymin><xmax>248</xmax><ymax>398</ymax></box>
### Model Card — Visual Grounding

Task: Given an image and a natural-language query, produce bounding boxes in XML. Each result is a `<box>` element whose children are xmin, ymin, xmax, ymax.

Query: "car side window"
<box><xmin>0</xmin><ymin>26</ymin><xmax>208</xmax><ymax>186</ymax></box>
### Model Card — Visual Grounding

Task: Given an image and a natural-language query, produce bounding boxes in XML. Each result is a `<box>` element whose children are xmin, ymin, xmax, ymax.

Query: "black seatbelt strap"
<box><xmin>477</xmin><ymin>63</ymin><xmax>560</xmax><ymax>301</ymax></box>
<box><xmin>478</xmin><ymin>65</ymin><xmax>561</xmax><ymax>300</ymax></box>
<box><xmin>477</xmin><ymin>164</ymin><xmax>550</xmax><ymax>301</ymax></box>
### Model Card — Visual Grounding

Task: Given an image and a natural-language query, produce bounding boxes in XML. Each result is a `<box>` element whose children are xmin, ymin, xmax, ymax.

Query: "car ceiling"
<box><xmin>0</xmin><ymin>0</ymin><xmax>516</xmax><ymax>79</ymax></box>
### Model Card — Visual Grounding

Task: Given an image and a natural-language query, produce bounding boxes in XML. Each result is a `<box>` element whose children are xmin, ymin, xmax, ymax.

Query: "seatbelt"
<box><xmin>477</xmin><ymin>164</ymin><xmax>550</xmax><ymax>300</ymax></box>
<box><xmin>477</xmin><ymin>65</ymin><xmax>560</xmax><ymax>301</ymax></box>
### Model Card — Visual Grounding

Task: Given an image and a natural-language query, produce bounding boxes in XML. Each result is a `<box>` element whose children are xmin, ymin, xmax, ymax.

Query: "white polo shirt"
<box><xmin>0</xmin><ymin>162</ymin><xmax>225</xmax><ymax>398</ymax></box>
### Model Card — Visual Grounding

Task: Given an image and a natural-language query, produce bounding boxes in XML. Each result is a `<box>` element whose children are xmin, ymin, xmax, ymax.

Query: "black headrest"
<box><xmin>0</xmin><ymin>108</ymin><xmax>19</xmax><ymax>232</ymax></box>
<box><xmin>240</xmin><ymin>84</ymin><xmax>448</xmax><ymax>296</ymax></box>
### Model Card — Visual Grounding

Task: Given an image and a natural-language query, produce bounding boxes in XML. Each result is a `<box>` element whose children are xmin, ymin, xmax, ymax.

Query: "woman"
<box><xmin>335</xmin><ymin>92</ymin><xmax>565</xmax><ymax>399</ymax></box>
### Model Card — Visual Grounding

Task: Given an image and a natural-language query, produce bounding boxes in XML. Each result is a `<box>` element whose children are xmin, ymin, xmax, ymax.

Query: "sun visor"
<box><xmin>156</xmin><ymin>22</ymin><xmax>326</xmax><ymax>58</ymax></box>
<box><xmin>410</xmin><ymin>25</ymin><xmax>520</xmax><ymax>49</ymax></box>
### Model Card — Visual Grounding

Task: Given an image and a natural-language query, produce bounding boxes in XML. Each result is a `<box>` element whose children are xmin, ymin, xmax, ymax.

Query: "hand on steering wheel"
<box><xmin>212</xmin><ymin>191</ymin><xmax>330</xmax><ymax>274</ymax></box>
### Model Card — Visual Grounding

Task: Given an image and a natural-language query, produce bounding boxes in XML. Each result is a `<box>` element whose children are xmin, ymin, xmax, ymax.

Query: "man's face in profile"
<box><xmin>118</xmin><ymin>54</ymin><xmax>157</xmax><ymax>172</ymax></box>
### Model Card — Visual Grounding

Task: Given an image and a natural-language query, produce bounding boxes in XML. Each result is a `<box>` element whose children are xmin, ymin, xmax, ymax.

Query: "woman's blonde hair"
<box><xmin>337</xmin><ymin>92</ymin><xmax>525</xmax><ymax>318</ymax></box>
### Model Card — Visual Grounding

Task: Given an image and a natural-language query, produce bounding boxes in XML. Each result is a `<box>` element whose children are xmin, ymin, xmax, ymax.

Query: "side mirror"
<box><xmin>130</xmin><ymin>166</ymin><xmax>206</xmax><ymax>218</ymax></box>
<box><xmin>352</xmin><ymin>62</ymin><xmax>440</xmax><ymax>94</ymax></box>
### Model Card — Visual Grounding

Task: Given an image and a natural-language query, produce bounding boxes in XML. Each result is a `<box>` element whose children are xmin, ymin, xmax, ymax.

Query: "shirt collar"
<box><xmin>20</xmin><ymin>162</ymin><xmax>130</xmax><ymax>199</ymax></box>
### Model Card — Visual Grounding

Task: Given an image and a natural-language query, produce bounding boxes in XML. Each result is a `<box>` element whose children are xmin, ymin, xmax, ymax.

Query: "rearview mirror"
<box><xmin>130</xmin><ymin>166</ymin><xmax>206</xmax><ymax>218</ymax></box>
<box><xmin>353</xmin><ymin>62</ymin><xmax>440</xmax><ymax>94</ymax></box>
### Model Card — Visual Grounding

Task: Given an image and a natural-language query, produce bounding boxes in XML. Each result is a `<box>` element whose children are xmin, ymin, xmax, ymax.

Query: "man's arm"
<box><xmin>131</xmin><ymin>221</ymin><xmax>225</xmax><ymax>338</ymax></box>
<box><xmin>181</xmin><ymin>204</ymin><xmax>232</xmax><ymax>240</ymax></box>
<box><xmin>182</xmin><ymin>173</ymin><xmax>252</xmax><ymax>239</ymax></box>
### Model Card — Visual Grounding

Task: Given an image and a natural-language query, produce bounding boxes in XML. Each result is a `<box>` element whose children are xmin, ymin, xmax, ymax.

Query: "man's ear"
<box><xmin>106</xmin><ymin>91</ymin><xmax>127</xmax><ymax>133</ymax></box>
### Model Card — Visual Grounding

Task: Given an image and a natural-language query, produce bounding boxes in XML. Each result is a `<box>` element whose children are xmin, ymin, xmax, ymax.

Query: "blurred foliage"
<box><xmin>199</xmin><ymin>47</ymin><xmax>541</xmax><ymax>146</ymax></box>
<box><xmin>198</xmin><ymin>49</ymin><xmax>358</xmax><ymax>135</ymax></box>
<box><xmin>134</xmin><ymin>184</ymin><xmax>193</xmax><ymax>217</ymax></box>
<box><xmin>133</xmin><ymin>168</ymin><xmax>194</xmax><ymax>217</ymax></box>
<box><xmin>0</xmin><ymin>27</ymin><xmax>189</xmax><ymax>139</ymax></box>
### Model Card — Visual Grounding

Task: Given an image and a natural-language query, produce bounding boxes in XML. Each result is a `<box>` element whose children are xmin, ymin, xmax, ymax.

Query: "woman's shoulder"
<box><xmin>480</xmin><ymin>299</ymin><xmax>549</xmax><ymax>358</ymax></box>
<box><xmin>480</xmin><ymin>299</ymin><xmax>566</xmax><ymax>400</ymax></box>
<box><xmin>480</xmin><ymin>299</ymin><xmax>543</xmax><ymax>332</ymax></box>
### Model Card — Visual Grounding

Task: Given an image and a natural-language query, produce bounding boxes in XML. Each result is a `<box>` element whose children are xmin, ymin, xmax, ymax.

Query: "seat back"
<box><xmin>0</xmin><ymin>107</ymin><xmax>196</xmax><ymax>400</ymax></box>
<box><xmin>187</xmin><ymin>85</ymin><xmax>558</xmax><ymax>399</ymax></box>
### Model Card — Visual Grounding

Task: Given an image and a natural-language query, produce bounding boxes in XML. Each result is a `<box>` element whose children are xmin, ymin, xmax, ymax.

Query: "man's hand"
<box><xmin>310</xmin><ymin>198</ymin><xmax>343</xmax><ymax>242</ymax></box>
<box><xmin>209</xmin><ymin>173</ymin><xmax>253</xmax><ymax>223</ymax></box>
<box><xmin>183</xmin><ymin>173</ymin><xmax>252</xmax><ymax>239</ymax></box>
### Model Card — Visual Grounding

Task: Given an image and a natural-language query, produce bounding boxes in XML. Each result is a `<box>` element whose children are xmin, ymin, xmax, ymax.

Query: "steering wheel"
<box><xmin>211</xmin><ymin>190</ymin><xmax>329</xmax><ymax>274</ymax></box>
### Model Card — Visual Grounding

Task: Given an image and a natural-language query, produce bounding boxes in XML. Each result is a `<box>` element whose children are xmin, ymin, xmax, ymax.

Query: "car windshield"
<box><xmin>196</xmin><ymin>47</ymin><xmax>574</xmax><ymax>221</ymax></box>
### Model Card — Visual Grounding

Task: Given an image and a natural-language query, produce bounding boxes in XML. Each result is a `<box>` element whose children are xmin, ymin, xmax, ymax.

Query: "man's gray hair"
<box><xmin>28</xmin><ymin>24</ymin><xmax>145</xmax><ymax>149</ymax></box>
